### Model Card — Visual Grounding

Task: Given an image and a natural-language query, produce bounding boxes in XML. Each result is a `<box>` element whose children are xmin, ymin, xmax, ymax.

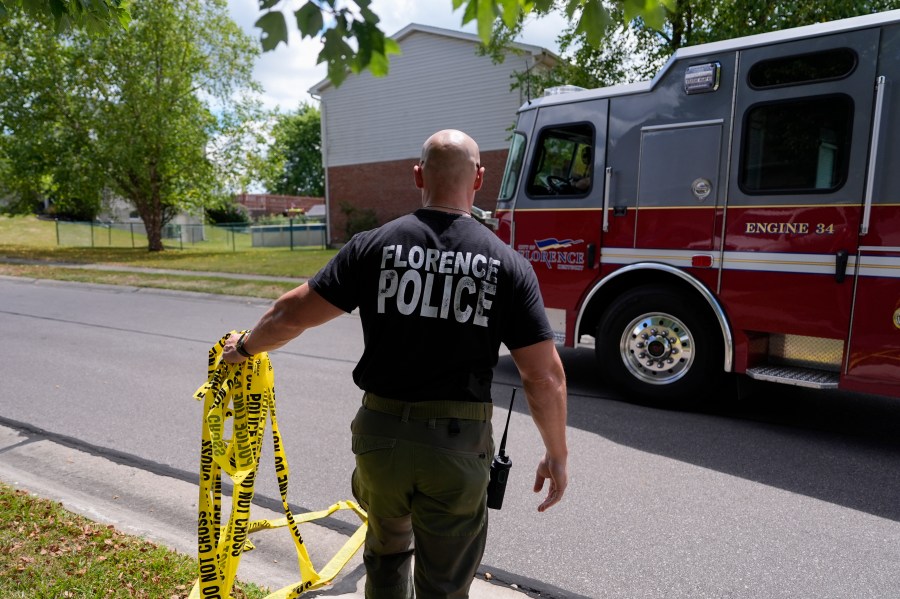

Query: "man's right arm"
<box><xmin>509</xmin><ymin>339</ymin><xmax>568</xmax><ymax>512</ymax></box>
<box><xmin>222</xmin><ymin>283</ymin><xmax>344</xmax><ymax>363</ymax></box>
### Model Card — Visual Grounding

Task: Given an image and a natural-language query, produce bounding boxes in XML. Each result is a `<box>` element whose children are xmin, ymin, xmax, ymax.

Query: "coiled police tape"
<box><xmin>190</xmin><ymin>331</ymin><xmax>368</xmax><ymax>599</ymax></box>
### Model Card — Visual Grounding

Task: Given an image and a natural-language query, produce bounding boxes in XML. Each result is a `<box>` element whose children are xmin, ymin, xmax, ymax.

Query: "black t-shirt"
<box><xmin>309</xmin><ymin>209</ymin><xmax>553</xmax><ymax>402</ymax></box>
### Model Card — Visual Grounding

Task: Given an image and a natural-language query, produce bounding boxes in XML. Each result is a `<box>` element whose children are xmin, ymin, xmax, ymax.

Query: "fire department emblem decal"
<box><xmin>535</xmin><ymin>238</ymin><xmax>584</xmax><ymax>250</ymax></box>
<box><xmin>517</xmin><ymin>238</ymin><xmax>587</xmax><ymax>271</ymax></box>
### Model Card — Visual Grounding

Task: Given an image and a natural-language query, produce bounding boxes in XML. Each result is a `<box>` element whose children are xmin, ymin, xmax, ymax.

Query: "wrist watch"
<box><xmin>235</xmin><ymin>332</ymin><xmax>254</xmax><ymax>358</ymax></box>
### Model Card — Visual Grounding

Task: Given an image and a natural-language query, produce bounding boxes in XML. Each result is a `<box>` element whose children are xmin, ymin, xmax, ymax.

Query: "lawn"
<box><xmin>0</xmin><ymin>482</ymin><xmax>269</xmax><ymax>599</ymax></box>
<box><xmin>0</xmin><ymin>215</ymin><xmax>336</xmax><ymax>277</ymax></box>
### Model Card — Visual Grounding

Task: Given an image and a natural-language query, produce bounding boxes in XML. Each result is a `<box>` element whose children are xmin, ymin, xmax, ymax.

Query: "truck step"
<box><xmin>746</xmin><ymin>365</ymin><xmax>840</xmax><ymax>389</ymax></box>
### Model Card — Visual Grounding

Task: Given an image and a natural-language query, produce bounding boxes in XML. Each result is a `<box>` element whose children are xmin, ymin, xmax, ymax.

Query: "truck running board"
<box><xmin>746</xmin><ymin>365</ymin><xmax>840</xmax><ymax>389</ymax></box>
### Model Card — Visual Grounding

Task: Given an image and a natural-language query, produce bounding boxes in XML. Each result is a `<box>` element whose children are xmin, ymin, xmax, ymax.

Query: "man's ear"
<box><xmin>414</xmin><ymin>163</ymin><xmax>425</xmax><ymax>189</ymax></box>
<box><xmin>473</xmin><ymin>166</ymin><xmax>485</xmax><ymax>191</ymax></box>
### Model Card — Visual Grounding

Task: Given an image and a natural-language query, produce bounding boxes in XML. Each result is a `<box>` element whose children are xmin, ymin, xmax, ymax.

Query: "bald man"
<box><xmin>223</xmin><ymin>130</ymin><xmax>568</xmax><ymax>599</ymax></box>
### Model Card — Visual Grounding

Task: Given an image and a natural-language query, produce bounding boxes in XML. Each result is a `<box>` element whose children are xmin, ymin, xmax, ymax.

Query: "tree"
<box><xmin>262</xmin><ymin>104</ymin><xmax>325</xmax><ymax>197</ymax></box>
<box><xmin>480</xmin><ymin>0</ymin><xmax>900</xmax><ymax>125</ymax></box>
<box><xmin>0</xmin><ymin>0</ymin><xmax>674</xmax><ymax>87</ymax></box>
<box><xmin>0</xmin><ymin>0</ymin><xmax>261</xmax><ymax>250</ymax></box>
<box><xmin>509</xmin><ymin>0</ymin><xmax>900</xmax><ymax>91</ymax></box>
<box><xmin>0</xmin><ymin>0</ymin><xmax>130</xmax><ymax>33</ymax></box>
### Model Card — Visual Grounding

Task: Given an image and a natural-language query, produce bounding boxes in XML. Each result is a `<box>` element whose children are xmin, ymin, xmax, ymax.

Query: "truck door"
<box><xmin>844</xmin><ymin>26</ymin><xmax>900</xmax><ymax>394</ymax></box>
<box><xmin>722</xmin><ymin>29</ymin><xmax>879</xmax><ymax>376</ymax></box>
<box><xmin>510</xmin><ymin>99</ymin><xmax>608</xmax><ymax>343</ymax></box>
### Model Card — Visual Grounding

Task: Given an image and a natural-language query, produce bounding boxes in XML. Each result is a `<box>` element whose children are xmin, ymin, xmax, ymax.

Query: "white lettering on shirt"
<box><xmin>376</xmin><ymin>244</ymin><xmax>500</xmax><ymax>327</ymax></box>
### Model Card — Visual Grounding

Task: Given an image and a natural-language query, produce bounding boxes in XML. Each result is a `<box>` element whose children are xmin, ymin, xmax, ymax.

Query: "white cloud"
<box><xmin>227</xmin><ymin>0</ymin><xmax>567</xmax><ymax>111</ymax></box>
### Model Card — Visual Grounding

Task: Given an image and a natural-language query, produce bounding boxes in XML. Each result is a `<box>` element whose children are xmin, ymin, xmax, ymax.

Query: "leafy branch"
<box><xmin>0</xmin><ymin>0</ymin><xmax>130</xmax><ymax>33</ymax></box>
<box><xmin>254</xmin><ymin>0</ymin><xmax>674</xmax><ymax>86</ymax></box>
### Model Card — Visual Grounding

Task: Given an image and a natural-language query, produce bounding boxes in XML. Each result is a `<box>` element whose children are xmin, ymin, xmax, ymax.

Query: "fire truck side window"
<box><xmin>748</xmin><ymin>48</ymin><xmax>857</xmax><ymax>89</ymax></box>
<box><xmin>740</xmin><ymin>95</ymin><xmax>853</xmax><ymax>194</ymax></box>
<box><xmin>526</xmin><ymin>124</ymin><xmax>594</xmax><ymax>198</ymax></box>
<box><xmin>498</xmin><ymin>133</ymin><xmax>527</xmax><ymax>201</ymax></box>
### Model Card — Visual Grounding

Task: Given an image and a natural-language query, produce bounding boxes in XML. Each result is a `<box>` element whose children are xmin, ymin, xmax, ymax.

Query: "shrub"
<box><xmin>206</xmin><ymin>201</ymin><xmax>250</xmax><ymax>225</ymax></box>
<box><xmin>340</xmin><ymin>202</ymin><xmax>378</xmax><ymax>238</ymax></box>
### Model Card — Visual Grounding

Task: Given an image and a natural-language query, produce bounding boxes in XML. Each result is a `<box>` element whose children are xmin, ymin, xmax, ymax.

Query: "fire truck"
<box><xmin>485</xmin><ymin>10</ymin><xmax>900</xmax><ymax>406</ymax></box>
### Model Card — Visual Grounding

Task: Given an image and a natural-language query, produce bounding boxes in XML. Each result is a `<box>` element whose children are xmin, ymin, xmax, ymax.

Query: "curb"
<box><xmin>0</xmin><ymin>423</ymin><xmax>531</xmax><ymax>598</ymax></box>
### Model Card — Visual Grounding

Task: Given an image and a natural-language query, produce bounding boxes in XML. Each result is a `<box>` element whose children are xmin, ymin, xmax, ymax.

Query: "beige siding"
<box><xmin>318</xmin><ymin>31</ymin><xmax>535</xmax><ymax>167</ymax></box>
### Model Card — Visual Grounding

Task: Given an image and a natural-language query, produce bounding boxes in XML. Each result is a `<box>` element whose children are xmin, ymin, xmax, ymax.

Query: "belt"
<box><xmin>362</xmin><ymin>393</ymin><xmax>493</xmax><ymax>421</ymax></box>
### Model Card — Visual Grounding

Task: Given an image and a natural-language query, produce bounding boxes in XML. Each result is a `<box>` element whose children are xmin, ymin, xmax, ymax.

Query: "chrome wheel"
<box><xmin>619</xmin><ymin>312</ymin><xmax>695</xmax><ymax>385</ymax></box>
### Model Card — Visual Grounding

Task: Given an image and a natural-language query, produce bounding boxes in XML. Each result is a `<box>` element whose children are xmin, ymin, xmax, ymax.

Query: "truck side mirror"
<box><xmin>471</xmin><ymin>205</ymin><xmax>499</xmax><ymax>230</ymax></box>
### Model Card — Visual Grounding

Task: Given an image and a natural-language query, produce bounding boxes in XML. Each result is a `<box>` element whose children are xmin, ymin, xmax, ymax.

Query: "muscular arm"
<box><xmin>222</xmin><ymin>283</ymin><xmax>345</xmax><ymax>363</ymax></box>
<box><xmin>509</xmin><ymin>339</ymin><xmax>568</xmax><ymax>512</ymax></box>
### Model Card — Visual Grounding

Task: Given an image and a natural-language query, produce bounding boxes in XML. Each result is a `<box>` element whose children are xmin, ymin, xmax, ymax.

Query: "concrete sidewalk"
<box><xmin>0</xmin><ymin>422</ymin><xmax>531</xmax><ymax>598</ymax></box>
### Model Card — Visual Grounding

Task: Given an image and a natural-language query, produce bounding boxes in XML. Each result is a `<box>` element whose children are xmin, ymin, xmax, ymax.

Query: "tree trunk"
<box><xmin>147</xmin><ymin>163</ymin><xmax>166</xmax><ymax>252</ymax></box>
<box><xmin>146</xmin><ymin>220</ymin><xmax>164</xmax><ymax>251</ymax></box>
<box><xmin>133</xmin><ymin>162</ymin><xmax>167</xmax><ymax>251</ymax></box>
<box><xmin>136</xmin><ymin>193</ymin><xmax>165</xmax><ymax>252</ymax></box>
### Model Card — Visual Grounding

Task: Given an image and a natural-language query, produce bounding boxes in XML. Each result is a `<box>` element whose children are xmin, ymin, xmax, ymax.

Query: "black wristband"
<box><xmin>235</xmin><ymin>332</ymin><xmax>254</xmax><ymax>358</ymax></box>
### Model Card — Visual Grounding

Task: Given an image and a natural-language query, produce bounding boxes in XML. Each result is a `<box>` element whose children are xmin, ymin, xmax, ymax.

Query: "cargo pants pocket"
<box><xmin>351</xmin><ymin>434</ymin><xmax>410</xmax><ymax>517</ymax></box>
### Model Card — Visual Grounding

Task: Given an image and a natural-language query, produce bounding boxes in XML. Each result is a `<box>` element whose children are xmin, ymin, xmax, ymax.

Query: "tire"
<box><xmin>596</xmin><ymin>284</ymin><xmax>723</xmax><ymax>408</ymax></box>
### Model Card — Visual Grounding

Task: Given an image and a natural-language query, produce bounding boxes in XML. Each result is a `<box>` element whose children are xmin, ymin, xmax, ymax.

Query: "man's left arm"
<box><xmin>222</xmin><ymin>283</ymin><xmax>345</xmax><ymax>363</ymax></box>
<box><xmin>509</xmin><ymin>339</ymin><xmax>568</xmax><ymax>512</ymax></box>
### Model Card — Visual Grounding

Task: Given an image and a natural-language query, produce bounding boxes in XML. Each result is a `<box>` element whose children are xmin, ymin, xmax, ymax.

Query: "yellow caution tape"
<box><xmin>189</xmin><ymin>331</ymin><xmax>367</xmax><ymax>599</ymax></box>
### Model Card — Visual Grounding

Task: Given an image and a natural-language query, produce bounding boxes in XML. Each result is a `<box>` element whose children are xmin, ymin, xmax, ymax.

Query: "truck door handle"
<box><xmin>862</xmin><ymin>76</ymin><xmax>886</xmax><ymax>236</ymax></box>
<box><xmin>835</xmin><ymin>249</ymin><xmax>849</xmax><ymax>283</ymax></box>
<box><xmin>602</xmin><ymin>167</ymin><xmax>612</xmax><ymax>233</ymax></box>
<box><xmin>587</xmin><ymin>243</ymin><xmax>596</xmax><ymax>269</ymax></box>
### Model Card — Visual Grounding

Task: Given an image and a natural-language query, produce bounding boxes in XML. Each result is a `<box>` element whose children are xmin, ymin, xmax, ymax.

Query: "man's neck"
<box><xmin>421</xmin><ymin>201</ymin><xmax>471</xmax><ymax>216</ymax></box>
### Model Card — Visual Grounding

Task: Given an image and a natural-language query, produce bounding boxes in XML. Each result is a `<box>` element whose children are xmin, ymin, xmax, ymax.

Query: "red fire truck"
<box><xmin>484</xmin><ymin>10</ymin><xmax>900</xmax><ymax>406</ymax></box>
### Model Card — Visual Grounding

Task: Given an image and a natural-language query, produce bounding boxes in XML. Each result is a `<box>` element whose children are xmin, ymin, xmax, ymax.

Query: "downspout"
<box><xmin>310</xmin><ymin>91</ymin><xmax>331</xmax><ymax>246</ymax></box>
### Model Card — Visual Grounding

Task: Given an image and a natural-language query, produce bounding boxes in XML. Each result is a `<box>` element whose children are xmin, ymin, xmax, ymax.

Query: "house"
<box><xmin>304</xmin><ymin>204</ymin><xmax>327</xmax><ymax>221</ymax></box>
<box><xmin>309</xmin><ymin>23</ymin><xmax>558</xmax><ymax>244</ymax></box>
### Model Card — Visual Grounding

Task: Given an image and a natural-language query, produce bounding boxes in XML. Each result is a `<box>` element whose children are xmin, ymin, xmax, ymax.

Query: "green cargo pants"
<box><xmin>350</xmin><ymin>393</ymin><xmax>494</xmax><ymax>599</ymax></box>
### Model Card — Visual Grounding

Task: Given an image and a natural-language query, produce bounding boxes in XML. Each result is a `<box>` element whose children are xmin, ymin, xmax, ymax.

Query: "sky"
<box><xmin>226</xmin><ymin>0</ymin><xmax>568</xmax><ymax>111</ymax></box>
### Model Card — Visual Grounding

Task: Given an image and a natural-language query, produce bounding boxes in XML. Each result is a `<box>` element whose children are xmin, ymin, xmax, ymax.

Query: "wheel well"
<box><xmin>578</xmin><ymin>268</ymin><xmax>724</xmax><ymax>345</ymax></box>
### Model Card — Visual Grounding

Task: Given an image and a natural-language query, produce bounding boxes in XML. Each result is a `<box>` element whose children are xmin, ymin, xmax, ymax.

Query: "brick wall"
<box><xmin>327</xmin><ymin>148</ymin><xmax>508</xmax><ymax>243</ymax></box>
<box><xmin>235</xmin><ymin>194</ymin><xmax>324</xmax><ymax>218</ymax></box>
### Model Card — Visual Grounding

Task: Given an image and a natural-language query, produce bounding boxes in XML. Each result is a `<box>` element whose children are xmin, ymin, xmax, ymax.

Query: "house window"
<box><xmin>526</xmin><ymin>124</ymin><xmax>594</xmax><ymax>198</ymax></box>
<box><xmin>740</xmin><ymin>95</ymin><xmax>853</xmax><ymax>194</ymax></box>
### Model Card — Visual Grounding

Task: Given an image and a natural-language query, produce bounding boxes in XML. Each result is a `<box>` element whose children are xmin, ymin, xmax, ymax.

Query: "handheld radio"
<box><xmin>487</xmin><ymin>388</ymin><xmax>516</xmax><ymax>510</ymax></box>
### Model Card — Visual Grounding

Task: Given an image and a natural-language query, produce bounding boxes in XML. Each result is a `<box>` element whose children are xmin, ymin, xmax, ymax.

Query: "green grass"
<box><xmin>0</xmin><ymin>215</ymin><xmax>337</xmax><ymax>295</ymax></box>
<box><xmin>0</xmin><ymin>263</ymin><xmax>299</xmax><ymax>300</ymax></box>
<box><xmin>1</xmin><ymin>214</ymin><xmax>59</xmax><ymax>246</ymax></box>
<box><xmin>0</xmin><ymin>482</ymin><xmax>269</xmax><ymax>599</ymax></box>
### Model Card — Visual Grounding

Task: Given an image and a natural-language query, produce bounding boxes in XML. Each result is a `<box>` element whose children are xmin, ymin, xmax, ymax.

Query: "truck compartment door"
<box><xmin>636</xmin><ymin>122</ymin><xmax>723</xmax><ymax>251</ymax></box>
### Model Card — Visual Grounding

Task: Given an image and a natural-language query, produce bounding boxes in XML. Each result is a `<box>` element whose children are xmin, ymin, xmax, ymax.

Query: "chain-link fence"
<box><xmin>55</xmin><ymin>220</ymin><xmax>327</xmax><ymax>251</ymax></box>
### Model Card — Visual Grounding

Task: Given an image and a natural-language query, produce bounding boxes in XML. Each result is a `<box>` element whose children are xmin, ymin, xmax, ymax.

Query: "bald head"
<box><xmin>421</xmin><ymin>129</ymin><xmax>480</xmax><ymax>175</ymax></box>
<box><xmin>414</xmin><ymin>129</ymin><xmax>484</xmax><ymax>211</ymax></box>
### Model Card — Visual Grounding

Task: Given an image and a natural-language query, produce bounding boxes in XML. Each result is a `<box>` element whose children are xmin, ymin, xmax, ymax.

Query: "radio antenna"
<box><xmin>498</xmin><ymin>388</ymin><xmax>516</xmax><ymax>457</ymax></box>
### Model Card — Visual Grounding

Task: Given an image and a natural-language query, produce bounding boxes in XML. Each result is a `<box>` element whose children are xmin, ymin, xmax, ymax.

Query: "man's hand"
<box><xmin>222</xmin><ymin>333</ymin><xmax>248</xmax><ymax>364</ymax></box>
<box><xmin>534</xmin><ymin>453</ymin><xmax>567</xmax><ymax>512</ymax></box>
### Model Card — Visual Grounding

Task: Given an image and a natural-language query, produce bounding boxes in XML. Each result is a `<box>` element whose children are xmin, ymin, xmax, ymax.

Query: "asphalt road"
<box><xmin>3</xmin><ymin>276</ymin><xmax>900</xmax><ymax>598</ymax></box>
